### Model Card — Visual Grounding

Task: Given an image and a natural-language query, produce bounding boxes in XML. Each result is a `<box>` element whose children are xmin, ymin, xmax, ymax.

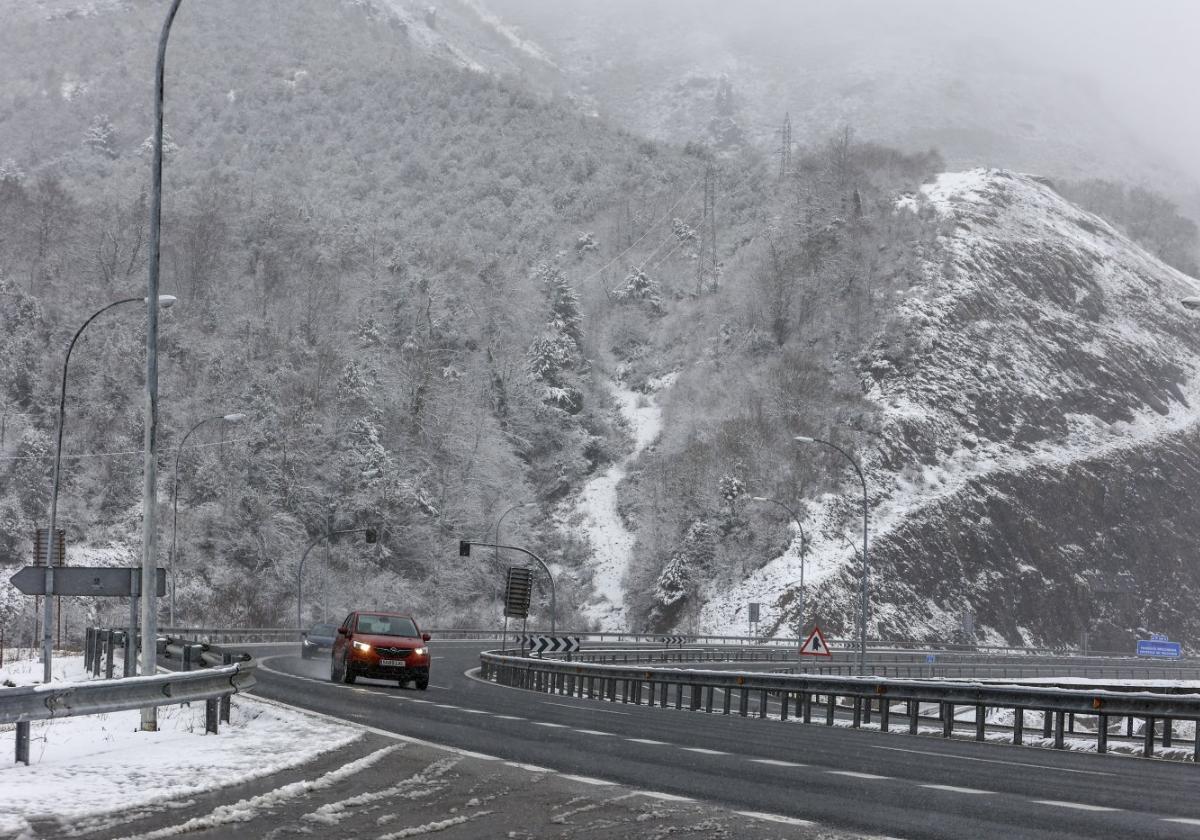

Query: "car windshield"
<box><xmin>355</xmin><ymin>614</ymin><xmax>418</xmax><ymax>638</ymax></box>
<box><xmin>310</xmin><ymin>623</ymin><xmax>336</xmax><ymax>635</ymax></box>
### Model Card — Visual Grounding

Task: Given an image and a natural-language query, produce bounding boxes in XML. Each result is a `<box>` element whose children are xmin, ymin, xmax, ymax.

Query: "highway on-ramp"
<box><xmin>247</xmin><ymin>639</ymin><xmax>1200</xmax><ymax>839</ymax></box>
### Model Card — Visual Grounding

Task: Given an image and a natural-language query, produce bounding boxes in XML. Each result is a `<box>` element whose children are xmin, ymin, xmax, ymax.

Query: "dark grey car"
<box><xmin>301</xmin><ymin>622</ymin><xmax>338</xmax><ymax>658</ymax></box>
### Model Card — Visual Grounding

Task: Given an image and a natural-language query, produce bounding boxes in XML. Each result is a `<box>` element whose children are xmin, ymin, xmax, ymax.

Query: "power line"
<box><xmin>576</xmin><ymin>177</ymin><xmax>703</xmax><ymax>287</ymax></box>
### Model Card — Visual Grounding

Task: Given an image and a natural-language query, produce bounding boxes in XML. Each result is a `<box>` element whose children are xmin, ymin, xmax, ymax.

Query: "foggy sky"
<box><xmin>496</xmin><ymin>0</ymin><xmax>1200</xmax><ymax>185</ymax></box>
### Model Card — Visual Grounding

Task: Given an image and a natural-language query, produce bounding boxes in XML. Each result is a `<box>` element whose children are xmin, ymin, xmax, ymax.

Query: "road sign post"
<box><xmin>1136</xmin><ymin>637</ymin><xmax>1182</xmax><ymax>658</ymax></box>
<box><xmin>799</xmin><ymin>625</ymin><xmax>832</xmax><ymax>658</ymax></box>
<box><xmin>503</xmin><ymin>566</ymin><xmax>533</xmax><ymax>620</ymax></box>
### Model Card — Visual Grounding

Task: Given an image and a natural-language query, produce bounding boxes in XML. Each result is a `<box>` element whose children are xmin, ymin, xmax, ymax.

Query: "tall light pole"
<box><xmin>748</xmin><ymin>496</ymin><xmax>807</xmax><ymax>640</ymax></box>
<box><xmin>141</xmin><ymin>0</ymin><xmax>184</xmax><ymax>731</ymax></box>
<box><xmin>297</xmin><ymin>527</ymin><xmax>378</xmax><ymax>652</ymax></box>
<box><xmin>41</xmin><ymin>294</ymin><xmax>177</xmax><ymax>684</ymax></box>
<box><xmin>493</xmin><ymin>500</ymin><xmax>535</xmax><ymax>566</ymax></box>
<box><xmin>795</xmin><ymin>435</ymin><xmax>868</xmax><ymax>676</ymax></box>
<box><xmin>169</xmin><ymin>412</ymin><xmax>246</xmax><ymax>626</ymax></box>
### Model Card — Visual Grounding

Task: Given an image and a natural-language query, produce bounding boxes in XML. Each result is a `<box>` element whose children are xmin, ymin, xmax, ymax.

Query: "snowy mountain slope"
<box><xmin>700</xmin><ymin>169</ymin><xmax>1200</xmax><ymax>648</ymax></box>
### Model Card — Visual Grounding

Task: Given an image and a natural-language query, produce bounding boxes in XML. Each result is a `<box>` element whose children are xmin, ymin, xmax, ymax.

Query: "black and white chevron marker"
<box><xmin>533</xmin><ymin>635</ymin><xmax>581</xmax><ymax>655</ymax></box>
<box><xmin>658</xmin><ymin>635</ymin><xmax>686</xmax><ymax>647</ymax></box>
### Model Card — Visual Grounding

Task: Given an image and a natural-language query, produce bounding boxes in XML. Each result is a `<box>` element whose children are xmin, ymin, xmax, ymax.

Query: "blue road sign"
<box><xmin>1136</xmin><ymin>639</ymin><xmax>1181</xmax><ymax>658</ymax></box>
<box><xmin>925</xmin><ymin>654</ymin><xmax>937</xmax><ymax>664</ymax></box>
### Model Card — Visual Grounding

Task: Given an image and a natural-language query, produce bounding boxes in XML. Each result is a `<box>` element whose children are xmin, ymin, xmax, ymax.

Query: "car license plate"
<box><xmin>380</xmin><ymin>659</ymin><xmax>404</xmax><ymax>667</ymax></box>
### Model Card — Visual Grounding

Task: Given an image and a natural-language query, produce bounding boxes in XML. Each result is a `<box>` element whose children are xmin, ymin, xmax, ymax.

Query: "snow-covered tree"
<box><xmin>612</xmin><ymin>266</ymin><xmax>664</xmax><ymax>314</ymax></box>
<box><xmin>138</xmin><ymin>128</ymin><xmax>179</xmax><ymax>158</ymax></box>
<box><xmin>83</xmin><ymin>114</ymin><xmax>117</xmax><ymax>158</ymax></box>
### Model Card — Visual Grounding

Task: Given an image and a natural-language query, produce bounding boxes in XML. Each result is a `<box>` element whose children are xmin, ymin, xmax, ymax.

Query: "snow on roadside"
<box><xmin>0</xmin><ymin>656</ymin><xmax>362</xmax><ymax>838</ymax></box>
<box><xmin>573</xmin><ymin>374</ymin><xmax>672</xmax><ymax>630</ymax></box>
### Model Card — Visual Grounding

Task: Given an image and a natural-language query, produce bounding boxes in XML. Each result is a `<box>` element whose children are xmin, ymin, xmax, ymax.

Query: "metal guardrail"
<box><xmin>3</xmin><ymin>659</ymin><xmax>255</xmax><ymax>764</ymax></box>
<box><xmin>479</xmin><ymin>650</ymin><xmax>1200</xmax><ymax>762</ymax></box>
<box><xmin>163</xmin><ymin>626</ymin><xmax>1189</xmax><ymax>660</ymax></box>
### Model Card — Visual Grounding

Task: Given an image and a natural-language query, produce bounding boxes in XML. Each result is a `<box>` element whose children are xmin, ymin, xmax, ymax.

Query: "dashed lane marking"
<box><xmin>1032</xmin><ymin>800</ymin><xmax>1120</xmax><ymax>812</ymax></box>
<box><xmin>827</xmin><ymin>771</ymin><xmax>890</xmax><ymax>780</ymax></box>
<box><xmin>1163</xmin><ymin>818</ymin><xmax>1200</xmax><ymax>827</ymax></box>
<box><xmin>871</xmin><ymin>745</ymin><xmax>1114</xmax><ymax>777</ymax></box>
<box><xmin>736</xmin><ymin>811</ymin><xmax>816</xmax><ymax>826</ymax></box>
<box><xmin>626</xmin><ymin>738</ymin><xmax>668</xmax><ymax>745</ymax></box>
<box><xmin>920</xmin><ymin>784</ymin><xmax>993</xmax><ymax>795</ymax></box>
<box><xmin>681</xmin><ymin>747</ymin><xmax>728</xmax><ymax>755</ymax></box>
<box><xmin>492</xmin><ymin>714</ymin><xmax>525</xmax><ymax>721</ymax></box>
<box><xmin>459</xmin><ymin>709</ymin><xmax>490</xmax><ymax>714</ymax></box>
<box><xmin>533</xmin><ymin>722</ymin><xmax>569</xmax><ymax>729</ymax></box>
<box><xmin>750</xmin><ymin>759</ymin><xmax>806</xmax><ymax>767</ymax></box>
<box><xmin>574</xmin><ymin>729</ymin><xmax>615</xmax><ymax>736</ymax></box>
<box><xmin>542</xmin><ymin>701</ymin><xmax>631</xmax><ymax>715</ymax></box>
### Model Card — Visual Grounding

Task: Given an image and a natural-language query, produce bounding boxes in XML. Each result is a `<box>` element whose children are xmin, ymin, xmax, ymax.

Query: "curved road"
<box><xmin>243</xmin><ymin>640</ymin><xmax>1200</xmax><ymax>839</ymax></box>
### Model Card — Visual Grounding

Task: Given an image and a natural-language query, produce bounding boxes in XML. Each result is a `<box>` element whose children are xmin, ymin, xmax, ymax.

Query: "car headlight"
<box><xmin>352</xmin><ymin>640</ymin><xmax>372</xmax><ymax>652</ymax></box>
<box><xmin>413</xmin><ymin>646</ymin><xmax>428</xmax><ymax>657</ymax></box>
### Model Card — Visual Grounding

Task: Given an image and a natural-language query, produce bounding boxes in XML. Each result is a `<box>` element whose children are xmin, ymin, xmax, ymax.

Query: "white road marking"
<box><xmin>750</xmin><ymin>759</ymin><xmax>806</xmax><ymax>767</ymax></box>
<box><xmin>681</xmin><ymin>747</ymin><xmax>728</xmax><ymax>755</ymax></box>
<box><xmin>871</xmin><ymin>745</ymin><xmax>1114</xmax><ymax>777</ymax></box>
<box><xmin>920</xmin><ymin>784</ymin><xmax>993</xmax><ymax>795</ymax></box>
<box><xmin>639</xmin><ymin>791</ymin><xmax>694</xmax><ymax>802</ymax></box>
<box><xmin>560</xmin><ymin>774</ymin><xmax>617</xmax><ymax>786</ymax></box>
<box><xmin>533</xmin><ymin>721</ymin><xmax>568</xmax><ymax>728</ymax></box>
<box><xmin>492</xmin><ymin>714</ymin><xmax>525</xmax><ymax>721</ymax></box>
<box><xmin>1032</xmin><ymin>800</ymin><xmax>1119</xmax><ymax>812</ymax></box>
<box><xmin>735</xmin><ymin>811</ymin><xmax>816</xmax><ymax>826</ymax></box>
<box><xmin>430</xmin><ymin>684</ymin><xmax>449</xmax><ymax>689</ymax></box>
<box><xmin>1164</xmin><ymin>818</ymin><xmax>1200</xmax><ymax>827</ymax></box>
<box><xmin>827</xmin><ymin>771</ymin><xmax>890</xmax><ymax>780</ymax></box>
<box><xmin>505</xmin><ymin>762</ymin><xmax>553</xmax><ymax>773</ymax></box>
<box><xmin>573</xmin><ymin>729</ymin><xmax>614</xmax><ymax>736</ymax></box>
<box><xmin>626</xmin><ymin>738</ymin><xmax>668</xmax><ymax>745</ymax></box>
<box><xmin>459</xmin><ymin>709</ymin><xmax>490</xmax><ymax>714</ymax></box>
<box><xmin>542</xmin><ymin>701</ymin><xmax>631</xmax><ymax>715</ymax></box>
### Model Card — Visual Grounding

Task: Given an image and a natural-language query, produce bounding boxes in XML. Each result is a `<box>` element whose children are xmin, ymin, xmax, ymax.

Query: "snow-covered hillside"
<box><xmin>701</xmin><ymin>170</ymin><xmax>1200</xmax><ymax>647</ymax></box>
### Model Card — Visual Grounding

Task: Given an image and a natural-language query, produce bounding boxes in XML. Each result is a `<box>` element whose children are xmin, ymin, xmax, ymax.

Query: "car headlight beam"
<box><xmin>353</xmin><ymin>640</ymin><xmax>372</xmax><ymax>652</ymax></box>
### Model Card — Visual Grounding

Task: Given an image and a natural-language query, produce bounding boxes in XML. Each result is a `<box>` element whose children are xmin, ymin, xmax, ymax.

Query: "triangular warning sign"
<box><xmin>799</xmin><ymin>625</ymin><xmax>832</xmax><ymax>657</ymax></box>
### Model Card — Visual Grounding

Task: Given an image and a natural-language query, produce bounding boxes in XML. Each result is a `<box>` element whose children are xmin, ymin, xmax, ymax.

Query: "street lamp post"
<box><xmin>748</xmin><ymin>496</ymin><xmax>807</xmax><ymax>640</ymax></box>
<box><xmin>41</xmin><ymin>294</ymin><xmax>176</xmax><ymax>684</ymax></box>
<box><xmin>297</xmin><ymin>527</ymin><xmax>378</xmax><ymax>652</ymax></box>
<box><xmin>169</xmin><ymin>412</ymin><xmax>246</xmax><ymax>626</ymax></box>
<box><xmin>140</xmin><ymin>0</ymin><xmax>184</xmax><ymax>732</ymax></box>
<box><xmin>795</xmin><ymin>436</ymin><xmax>868</xmax><ymax>676</ymax></box>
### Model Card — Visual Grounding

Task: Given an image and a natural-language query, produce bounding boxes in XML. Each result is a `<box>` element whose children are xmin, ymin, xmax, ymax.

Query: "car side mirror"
<box><xmin>338</xmin><ymin>627</ymin><xmax>349</xmax><ymax>636</ymax></box>
<box><xmin>302</xmin><ymin>631</ymin><xmax>308</xmax><ymax>638</ymax></box>
<box><xmin>422</xmin><ymin>633</ymin><xmax>431</xmax><ymax>642</ymax></box>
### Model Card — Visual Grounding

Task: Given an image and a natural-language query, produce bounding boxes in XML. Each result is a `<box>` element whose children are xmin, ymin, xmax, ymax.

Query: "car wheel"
<box><xmin>301</xmin><ymin>647</ymin><xmax>311</xmax><ymax>660</ymax></box>
<box><xmin>342</xmin><ymin>660</ymin><xmax>357</xmax><ymax>685</ymax></box>
<box><xmin>329</xmin><ymin>659</ymin><xmax>339</xmax><ymax>682</ymax></box>
<box><xmin>415</xmin><ymin>674</ymin><xmax>429</xmax><ymax>691</ymax></box>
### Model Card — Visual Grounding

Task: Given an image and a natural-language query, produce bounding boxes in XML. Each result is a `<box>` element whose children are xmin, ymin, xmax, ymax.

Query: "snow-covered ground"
<box><xmin>698</xmin><ymin>169</ymin><xmax>1200</xmax><ymax>638</ymax></box>
<box><xmin>574</xmin><ymin>375</ymin><xmax>671</xmax><ymax>629</ymax></box>
<box><xmin>0</xmin><ymin>655</ymin><xmax>361</xmax><ymax>838</ymax></box>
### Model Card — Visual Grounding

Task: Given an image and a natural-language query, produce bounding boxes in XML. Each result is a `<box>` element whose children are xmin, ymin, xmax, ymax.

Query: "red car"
<box><xmin>330</xmin><ymin>611</ymin><xmax>432</xmax><ymax>690</ymax></box>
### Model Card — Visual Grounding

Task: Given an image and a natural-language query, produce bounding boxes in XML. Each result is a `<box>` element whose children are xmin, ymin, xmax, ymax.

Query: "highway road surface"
<box><xmin>58</xmin><ymin>639</ymin><xmax>1199</xmax><ymax>838</ymax></box>
<box><xmin>180</xmin><ymin>639</ymin><xmax>1200</xmax><ymax>840</ymax></box>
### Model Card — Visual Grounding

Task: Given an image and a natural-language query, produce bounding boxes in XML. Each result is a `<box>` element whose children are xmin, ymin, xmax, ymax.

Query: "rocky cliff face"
<box><xmin>701</xmin><ymin>170</ymin><xmax>1200</xmax><ymax>649</ymax></box>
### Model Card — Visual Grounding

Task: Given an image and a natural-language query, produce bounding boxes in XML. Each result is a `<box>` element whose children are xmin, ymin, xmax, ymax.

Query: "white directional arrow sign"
<box><xmin>532</xmin><ymin>635</ymin><xmax>581</xmax><ymax>655</ymax></box>
<box><xmin>799</xmin><ymin>625</ymin><xmax>832</xmax><ymax>657</ymax></box>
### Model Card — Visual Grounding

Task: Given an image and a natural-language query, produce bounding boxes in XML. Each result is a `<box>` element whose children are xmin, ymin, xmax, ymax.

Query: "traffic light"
<box><xmin>365</xmin><ymin>528</ymin><xmax>378</xmax><ymax>544</ymax></box>
<box><xmin>459</xmin><ymin>540</ymin><xmax>471</xmax><ymax>557</ymax></box>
